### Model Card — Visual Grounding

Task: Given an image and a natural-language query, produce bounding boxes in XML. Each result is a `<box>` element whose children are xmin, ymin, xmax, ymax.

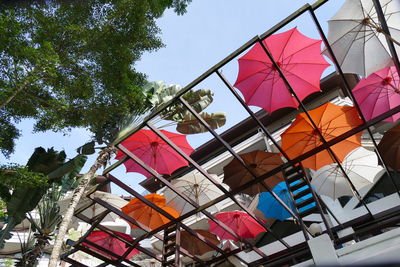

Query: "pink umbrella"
<box><xmin>115</xmin><ymin>129</ymin><xmax>194</xmax><ymax>178</ymax></box>
<box><xmin>82</xmin><ymin>230</ymin><xmax>139</xmax><ymax>260</ymax></box>
<box><xmin>208</xmin><ymin>211</ymin><xmax>265</xmax><ymax>241</ymax></box>
<box><xmin>353</xmin><ymin>66</ymin><xmax>400</xmax><ymax>122</ymax></box>
<box><xmin>234</xmin><ymin>27</ymin><xmax>330</xmax><ymax>114</ymax></box>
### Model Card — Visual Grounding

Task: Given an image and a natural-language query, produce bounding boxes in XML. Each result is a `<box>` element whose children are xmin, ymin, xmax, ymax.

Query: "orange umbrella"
<box><xmin>281</xmin><ymin>103</ymin><xmax>363</xmax><ymax>170</ymax></box>
<box><xmin>121</xmin><ymin>193</ymin><xmax>179</xmax><ymax>230</ymax></box>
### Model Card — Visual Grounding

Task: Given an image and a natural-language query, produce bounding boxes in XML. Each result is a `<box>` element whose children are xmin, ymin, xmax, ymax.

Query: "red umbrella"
<box><xmin>234</xmin><ymin>27</ymin><xmax>330</xmax><ymax>114</ymax></box>
<box><xmin>115</xmin><ymin>129</ymin><xmax>194</xmax><ymax>178</ymax></box>
<box><xmin>82</xmin><ymin>230</ymin><xmax>139</xmax><ymax>260</ymax></box>
<box><xmin>208</xmin><ymin>211</ymin><xmax>265</xmax><ymax>241</ymax></box>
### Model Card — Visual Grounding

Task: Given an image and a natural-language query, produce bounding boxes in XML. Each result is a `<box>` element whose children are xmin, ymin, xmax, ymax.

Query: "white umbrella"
<box><xmin>59</xmin><ymin>191</ymin><xmax>128</xmax><ymax>223</ymax></box>
<box><xmin>324</xmin><ymin>0</ymin><xmax>400</xmax><ymax>77</ymax></box>
<box><xmin>311</xmin><ymin>147</ymin><xmax>383</xmax><ymax>199</ymax></box>
<box><xmin>163</xmin><ymin>172</ymin><xmax>227</xmax><ymax>215</ymax></box>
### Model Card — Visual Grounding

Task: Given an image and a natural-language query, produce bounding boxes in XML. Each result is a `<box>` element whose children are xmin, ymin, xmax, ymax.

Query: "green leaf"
<box><xmin>77</xmin><ymin>141</ymin><xmax>95</xmax><ymax>155</ymax></box>
<box><xmin>26</xmin><ymin>147</ymin><xmax>66</xmax><ymax>175</ymax></box>
<box><xmin>0</xmin><ymin>219</ymin><xmax>14</xmax><ymax>250</ymax></box>
<box><xmin>147</xmin><ymin>81</ymin><xmax>182</xmax><ymax>107</ymax></box>
<box><xmin>7</xmin><ymin>187</ymin><xmax>47</xmax><ymax>223</ymax></box>
<box><xmin>176</xmin><ymin>112</ymin><xmax>226</xmax><ymax>134</ymax></box>
<box><xmin>182</xmin><ymin>89</ymin><xmax>214</xmax><ymax>113</ymax></box>
<box><xmin>161</xmin><ymin>89</ymin><xmax>214</xmax><ymax>122</ymax></box>
<box><xmin>0</xmin><ymin>184</ymin><xmax>11</xmax><ymax>202</ymax></box>
<box><xmin>47</xmin><ymin>154</ymin><xmax>87</xmax><ymax>182</ymax></box>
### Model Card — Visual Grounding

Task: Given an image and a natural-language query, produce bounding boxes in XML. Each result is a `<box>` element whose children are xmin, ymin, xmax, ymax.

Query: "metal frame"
<box><xmin>62</xmin><ymin>0</ymin><xmax>400</xmax><ymax>266</ymax></box>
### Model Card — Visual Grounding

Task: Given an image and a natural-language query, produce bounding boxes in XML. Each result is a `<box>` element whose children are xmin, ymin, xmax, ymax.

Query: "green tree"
<box><xmin>0</xmin><ymin>147</ymin><xmax>87</xmax><ymax>250</ymax></box>
<box><xmin>0</xmin><ymin>0</ymin><xmax>191</xmax><ymax>157</ymax></box>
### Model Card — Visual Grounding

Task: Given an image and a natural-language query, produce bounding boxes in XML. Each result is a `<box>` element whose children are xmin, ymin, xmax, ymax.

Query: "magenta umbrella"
<box><xmin>353</xmin><ymin>66</ymin><xmax>400</xmax><ymax>122</ymax></box>
<box><xmin>234</xmin><ymin>27</ymin><xmax>330</xmax><ymax>114</ymax></box>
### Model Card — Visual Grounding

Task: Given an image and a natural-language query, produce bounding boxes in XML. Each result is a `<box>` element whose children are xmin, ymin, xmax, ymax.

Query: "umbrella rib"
<box><xmin>243</xmin><ymin>68</ymin><xmax>274</xmax><ymax>103</ymax></box>
<box><xmin>283</xmin><ymin>69</ymin><xmax>323</xmax><ymax>90</ymax></box>
<box><xmin>281</xmin><ymin>41</ymin><xmax>326</xmax><ymax>63</ymax></box>
<box><xmin>275</xmin><ymin>28</ymin><xmax>296</xmax><ymax>61</ymax></box>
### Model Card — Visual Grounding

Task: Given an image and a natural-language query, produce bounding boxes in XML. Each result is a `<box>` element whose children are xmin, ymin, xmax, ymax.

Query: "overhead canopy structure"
<box><xmin>60</xmin><ymin>0</ymin><xmax>400</xmax><ymax>266</ymax></box>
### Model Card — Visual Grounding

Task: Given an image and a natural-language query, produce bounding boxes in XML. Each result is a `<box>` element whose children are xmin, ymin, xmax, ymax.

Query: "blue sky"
<box><xmin>1</xmin><ymin>0</ymin><xmax>344</xmax><ymax>195</ymax></box>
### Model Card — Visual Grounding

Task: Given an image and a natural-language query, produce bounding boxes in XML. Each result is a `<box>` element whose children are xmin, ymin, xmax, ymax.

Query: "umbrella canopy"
<box><xmin>121</xmin><ymin>193</ymin><xmax>179</xmax><ymax>230</ymax></box>
<box><xmin>115</xmin><ymin>129</ymin><xmax>194</xmax><ymax>178</ymax></box>
<box><xmin>82</xmin><ymin>230</ymin><xmax>139</xmax><ymax>260</ymax></box>
<box><xmin>311</xmin><ymin>147</ymin><xmax>382</xmax><ymax>199</ymax></box>
<box><xmin>353</xmin><ymin>66</ymin><xmax>400</xmax><ymax>122</ymax></box>
<box><xmin>257</xmin><ymin>181</ymin><xmax>315</xmax><ymax>221</ymax></box>
<box><xmin>281</xmin><ymin>102</ymin><xmax>363</xmax><ymax>170</ymax></box>
<box><xmin>234</xmin><ymin>27</ymin><xmax>330</xmax><ymax>114</ymax></box>
<box><xmin>180</xmin><ymin>229</ymin><xmax>220</xmax><ymax>256</ymax></box>
<box><xmin>378</xmin><ymin>123</ymin><xmax>400</xmax><ymax>170</ymax></box>
<box><xmin>324</xmin><ymin>0</ymin><xmax>400</xmax><ymax>77</ymax></box>
<box><xmin>164</xmin><ymin>173</ymin><xmax>226</xmax><ymax>215</ymax></box>
<box><xmin>223</xmin><ymin>150</ymin><xmax>284</xmax><ymax>196</ymax></box>
<box><xmin>58</xmin><ymin>191</ymin><xmax>128</xmax><ymax>223</ymax></box>
<box><xmin>207</xmin><ymin>211</ymin><xmax>265</xmax><ymax>241</ymax></box>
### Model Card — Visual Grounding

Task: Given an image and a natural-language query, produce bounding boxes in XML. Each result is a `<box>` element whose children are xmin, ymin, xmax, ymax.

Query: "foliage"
<box><xmin>0</xmin><ymin>147</ymin><xmax>87</xmax><ymax>249</ymax></box>
<box><xmin>145</xmin><ymin>81</ymin><xmax>227</xmax><ymax>134</ymax></box>
<box><xmin>22</xmin><ymin>187</ymin><xmax>64</xmax><ymax>266</ymax></box>
<box><xmin>176</xmin><ymin>112</ymin><xmax>227</xmax><ymax>134</ymax></box>
<box><xmin>0</xmin><ymin>164</ymin><xmax>48</xmax><ymax>199</ymax></box>
<box><xmin>0</xmin><ymin>200</ymin><xmax>6</xmax><ymax>220</ymax></box>
<box><xmin>0</xmin><ymin>0</ymin><xmax>192</xmax><ymax>157</ymax></box>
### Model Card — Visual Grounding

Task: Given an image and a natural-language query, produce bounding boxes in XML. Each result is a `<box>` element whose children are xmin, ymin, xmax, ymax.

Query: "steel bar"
<box><xmin>217</xmin><ymin>70</ymin><xmax>331</xmax><ymax>239</ymax></box>
<box><xmin>205</xmin><ymin>248</ymin><xmax>245</xmax><ymax>265</ymax></box>
<box><xmin>111</xmin><ymin>36</ymin><xmax>260</xmax><ymax>147</ymax></box>
<box><xmin>72</xmin><ymin>244</ymin><xmax>125</xmax><ymax>267</ymax></box>
<box><xmin>116</xmin><ymin>143</ymin><xmax>261</xmax><ymax>262</ymax></box>
<box><xmin>79</xmin><ymin>238</ymin><xmax>141</xmax><ymax>267</ymax></box>
<box><xmin>145</xmin><ymin>122</ymin><xmax>281</xmax><ymax>258</ymax></box>
<box><xmin>372</xmin><ymin>0</ymin><xmax>400</xmax><ymax>75</ymax></box>
<box><xmin>95</xmin><ymin>101</ymin><xmax>400</xmax><ymax>263</ymax></box>
<box><xmin>178</xmin><ymin>96</ymin><xmax>302</xmax><ymax>243</ymax></box>
<box><xmin>91</xmin><ymin>197</ymin><xmax>164</xmax><ymax>241</ymax></box>
<box><xmin>105</xmin><ymin>176</ymin><xmax>223</xmax><ymax>265</ymax></box>
<box><xmin>108</xmin><ymin>175</ymin><xmax>231</xmax><ymax>258</ymax></box>
<box><xmin>110</xmin><ymin>0</ymin><xmax>328</xmax><ymax>148</ymax></box>
<box><xmin>249</xmin><ymin>245</ymin><xmax>310</xmax><ymax>267</ymax></box>
<box><xmin>60</xmin><ymin>254</ymin><xmax>89</xmax><ymax>267</ymax></box>
<box><xmin>257</xmin><ymin>37</ymin><xmax>373</xmax><ymax>220</ymax></box>
<box><xmin>84</xmin><ymin>101</ymin><xmax>400</xmax><ymax>265</ymax></box>
<box><xmin>74</xmin><ymin>213</ymin><xmax>163</xmax><ymax>262</ymax></box>
<box><xmin>216</xmin><ymin>71</ymin><xmax>290</xmax><ymax>158</ymax></box>
<box><xmin>307</xmin><ymin>6</ymin><xmax>400</xmax><ymax>199</ymax></box>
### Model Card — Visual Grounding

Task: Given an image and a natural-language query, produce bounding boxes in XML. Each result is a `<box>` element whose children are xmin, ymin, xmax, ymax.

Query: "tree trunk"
<box><xmin>48</xmin><ymin>146</ymin><xmax>115</xmax><ymax>267</ymax></box>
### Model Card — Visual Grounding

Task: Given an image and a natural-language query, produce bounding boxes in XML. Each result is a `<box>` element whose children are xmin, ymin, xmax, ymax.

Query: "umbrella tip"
<box><xmin>249</xmin><ymin>163</ymin><xmax>258</xmax><ymax>169</ymax></box>
<box><xmin>382</xmin><ymin>76</ymin><xmax>393</xmax><ymax>86</ymax></box>
<box><xmin>361</xmin><ymin>17</ymin><xmax>370</xmax><ymax>25</ymax></box>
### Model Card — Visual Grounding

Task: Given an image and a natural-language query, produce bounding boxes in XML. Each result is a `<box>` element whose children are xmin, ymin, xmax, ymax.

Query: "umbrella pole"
<box><xmin>308</xmin><ymin>6</ymin><xmax>400</xmax><ymax>200</ymax></box>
